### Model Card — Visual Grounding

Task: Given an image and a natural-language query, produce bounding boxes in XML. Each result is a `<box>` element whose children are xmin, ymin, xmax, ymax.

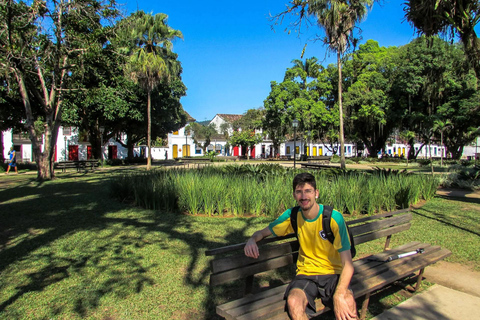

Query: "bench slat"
<box><xmin>212</xmin><ymin>241</ymin><xmax>298</xmax><ymax>274</ymax></box>
<box><xmin>353</xmin><ymin>241</ymin><xmax>423</xmax><ymax>270</ymax></box>
<box><xmin>350</xmin><ymin>213</ymin><xmax>412</xmax><ymax>236</ymax></box>
<box><xmin>351</xmin><ymin>248</ymin><xmax>452</xmax><ymax>297</ymax></box>
<box><xmin>353</xmin><ymin>223</ymin><xmax>411</xmax><ymax>245</ymax></box>
<box><xmin>206</xmin><ymin>234</ymin><xmax>296</xmax><ymax>256</ymax></box>
<box><xmin>346</xmin><ymin>208</ymin><xmax>410</xmax><ymax>225</ymax></box>
<box><xmin>210</xmin><ymin>255</ymin><xmax>295</xmax><ymax>286</ymax></box>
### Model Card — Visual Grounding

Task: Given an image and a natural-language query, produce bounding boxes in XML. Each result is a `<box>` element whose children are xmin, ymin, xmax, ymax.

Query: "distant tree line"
<box><xmin>262</xmin><ymin>38</ymin><xmax>480</xmax><ymax>160</ymax></box>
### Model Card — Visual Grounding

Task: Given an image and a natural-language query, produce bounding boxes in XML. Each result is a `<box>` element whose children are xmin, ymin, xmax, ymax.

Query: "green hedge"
<box><xmin>110</xmin><ymin>164</ymin><xmax>440</xmax><ymax>218</ymax></box>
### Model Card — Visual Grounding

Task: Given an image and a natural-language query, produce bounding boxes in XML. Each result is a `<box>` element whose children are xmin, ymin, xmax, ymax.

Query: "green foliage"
<box><xmin>111</xmin><ymin>165</ymin><xmax>441</xmax><ymax>217</ymax></box>
<box><xmin>442</xmin><ymin>167</ymin><xmax>480</xmax><ymax>190</ymax></box>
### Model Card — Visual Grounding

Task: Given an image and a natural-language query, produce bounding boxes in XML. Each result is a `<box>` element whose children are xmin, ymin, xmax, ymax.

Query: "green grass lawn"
<box><xmin>1</xmin><ymin>170</ymin><xmax>479</xmax><ymax>319</ymax></box>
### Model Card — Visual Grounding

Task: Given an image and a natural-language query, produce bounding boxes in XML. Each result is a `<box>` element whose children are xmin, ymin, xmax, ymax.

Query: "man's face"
<box><xmin>293</xmin><ymin>182</ymin><xmax>319</xmax><ymax>211</ymax></box>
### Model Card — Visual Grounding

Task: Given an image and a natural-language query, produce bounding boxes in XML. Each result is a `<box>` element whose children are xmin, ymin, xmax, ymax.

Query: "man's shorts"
<box><xmin>284</xmin><ymin>274</ymin><xmax>340</xmax><ymax>317</ymax></box>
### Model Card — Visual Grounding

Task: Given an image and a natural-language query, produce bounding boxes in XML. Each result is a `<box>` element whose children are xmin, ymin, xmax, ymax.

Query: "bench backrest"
<box><xmin>206</xmin><ymin>209</ymin><xmax>412</xmax><ymax>288</ymax></box>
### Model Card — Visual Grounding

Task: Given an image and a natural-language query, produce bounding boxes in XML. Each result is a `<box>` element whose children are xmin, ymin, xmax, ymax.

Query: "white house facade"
<box><xmin>2</xmin><ymin>112</ymin><xmax>479</xmax><ymax>163</ymax></box>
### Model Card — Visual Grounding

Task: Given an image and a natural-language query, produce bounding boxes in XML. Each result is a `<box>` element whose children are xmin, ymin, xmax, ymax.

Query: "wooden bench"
<box><xmin>55</xmin><ymin>160</ymin><xmax>100</xmax><ymax>173</ymax></box>
<box><xmin>205</xmin><ymin>209</ymin><xmax>451</xmax><ymax>320</ymax></box>
<box><xmin>181</xmin><ymin>157</ymin><xmax>212</xmax><ymax>168</ymax></box>
<box><xmin>300</xmin><ymin>163</ymin><xmax>333</xmax><ymax>170</ymax></box>
<box><xmin>217</xmin><ymin>156</ymin><xmax>239</xmax><ymax>162</ymax></box>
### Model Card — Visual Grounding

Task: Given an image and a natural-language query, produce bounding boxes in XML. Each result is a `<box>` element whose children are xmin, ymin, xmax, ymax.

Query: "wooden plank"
<box><xmin>353</xmin><ymin>241</ymin><xmax>423</xmax><ymax>271</ymax></box>
<box><xmin>227</xmin><ymin>293</ymin><xmax>285</xmax><ymax>319</ymax></box>
<box><xmin>217</xmin><ymin>284</ymin><xmax>288</xmax><ymax>313</ymax></box>
<box><xmin>350</xmin><ymin>213</ymin><xmax>412</xmax><ymax>236</ymax></box>
<box><xmin>346</xmin><ymin>209</ymin><xmax>411</xmax><ymax>226</ymax></box>
<box><xmin>206</xmin><ymin>234</ymin><xmax>296</xmax><ymax>256</ymax></box>
<box><xmin>351</xmin><ymin>245</ymin><xmax>440</xmax><ymax>283</ymax></box>
<box><xmin>211</xmin><ymin>241</ymin><xmax>298</xmax><ymax>274</ymax></box>
<box><xmin>236</xmin><ymin>300</ymin><xmax>286</xmax><ymax>320</ymax></box>
<box><xmin>353</xmin><ymin>223</ymin><xmax>411</xmax><ymax>245</ymax></box>
<box><xmin>351</xmin><ymin>248</ymin><xmax>451</xmax><ymax>298</ymax></box>
<box><xmin>210</xmin><ymin>255</ymin><xmax>295</xmax><ymax>286</ymax></box>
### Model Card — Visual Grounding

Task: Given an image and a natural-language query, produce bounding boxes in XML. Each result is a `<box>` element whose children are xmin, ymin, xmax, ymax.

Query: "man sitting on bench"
<box><xmin>244</xmin><ymin>173</ymin><xmax>357</xmax><ymax>320</ymax></box>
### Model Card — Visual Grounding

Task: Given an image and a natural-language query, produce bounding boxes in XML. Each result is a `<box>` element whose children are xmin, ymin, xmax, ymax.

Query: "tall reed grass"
<box><xmin>110</xmin><ymin>165</ymin><xmax>440</xmax><ymax>218</ymax></box>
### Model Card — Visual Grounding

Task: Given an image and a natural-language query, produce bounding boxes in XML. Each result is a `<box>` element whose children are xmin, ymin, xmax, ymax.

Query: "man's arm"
<box><xmin>333</xmin><ymin>250</ymin><xmax>357</xmax><ymax>320</ymax></box>
<box><xmin>244</xmin><ymin>227</ymin><xmax>272</xmax><ymax>259</ymax></box>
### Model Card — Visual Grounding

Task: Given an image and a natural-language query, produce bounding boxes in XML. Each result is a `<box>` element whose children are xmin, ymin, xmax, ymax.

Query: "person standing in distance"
<box><xmin>244</xmin><ymin>173</ymin><xmax>356</xmax><ymax>320</ymax></box>
<box><xmin>6</xmin><ymin>147</ymin><xmax>18</xmax><ymax>174</ymax></box>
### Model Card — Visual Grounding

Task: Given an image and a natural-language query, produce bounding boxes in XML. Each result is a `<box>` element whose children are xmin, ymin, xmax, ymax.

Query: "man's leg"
<box><xmin>6</xmin><ymin>165</ymin><xmax>10</xmax><ymax>174</ymax></box>
<box><xmin>286</xmin><ymin>288</ymin><xmax>309</xmax><ymax>320</ymax></box>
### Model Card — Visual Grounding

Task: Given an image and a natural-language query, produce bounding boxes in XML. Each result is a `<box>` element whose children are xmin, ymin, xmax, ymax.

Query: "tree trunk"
<box><xmin>0</xmin><ymin>132</ymin><xmax>4</xmax><ymax>163</ymax></box>
<box><xmin>337</xmin><ymin>52</ymin><xmax>346</xmax><ymax>169</ymax></box>
<box><xmin>147</xmin><ymin>91</ymin><xmax>152</xmax><ymax>170</ymax></box>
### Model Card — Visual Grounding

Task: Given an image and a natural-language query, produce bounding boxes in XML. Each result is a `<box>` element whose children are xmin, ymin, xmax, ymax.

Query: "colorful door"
<box><xmin>313</xmin><ymin>147</ymin><xmax>317</xmax><ymax>156</ymax></box>
<box><xmin>182</xmin><ymin>144</ymin><xmax>189</xmax><ymax>157</ymax></box>
<box><xmin>319</xmin><ymin>147</ymin><xmax>323</xmax><ymax>156</ymax></box>
<box><xmin>173</xmin><ymin>145</ymin><xmax>178</xmax><ymax>158</ymax></box>
<box><xmin>233</xmin><ymin>146</ymin><xmax>239</xmax><ymax>156</ymax></box>
<box><xmin>250</xmin><ymin>146</ymin><xmax>255</xmax><ymax>158</ymax></box>
<box><xmin>87</xmin><ymin>146</ymin><xmax>93</xmax><ymax>159</ymax></box>
<box><xmin>68</xmin><ymin>145</ymin><xmax>79</xmax><ymax>161</ymax></box>
<box><xmin>108</xmin><ymin>145</ymin><xmax>117</xmax><ymax>159</ymax></box>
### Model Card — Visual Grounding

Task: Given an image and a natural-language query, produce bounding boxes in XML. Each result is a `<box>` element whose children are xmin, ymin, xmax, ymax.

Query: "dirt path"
<box><xmin>423</xmin><ymin>261</ymin><xmax>480</xmax><ymax>298</ymax></box>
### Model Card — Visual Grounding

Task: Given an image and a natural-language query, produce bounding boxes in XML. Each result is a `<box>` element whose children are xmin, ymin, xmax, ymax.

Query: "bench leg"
<box><xmin>415</xmin><ymin>268</ymin><xmax>425</xmax><ymax>292</ymax></box>
<box><xmin>244</xmin><ymin>275</ymin><xmax>254</xmax><ymax>295</ymax></box>
<box><xmin>360</xmin><ymin>292</ymin><xmax>370</xmax><ymax>320</ymax></box>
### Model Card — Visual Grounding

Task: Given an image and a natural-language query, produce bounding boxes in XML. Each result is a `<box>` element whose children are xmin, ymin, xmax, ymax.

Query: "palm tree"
<box><xmin>433</xmin><ymin>119</ymin><xmax>452</xmax><ymax>167</ymax></box>
<box><xmin>126</xmin><ymin>11</ymin><xmax>183</xmax><ymax>170</ymax></box>
<box><xmin>307</xmin><ymin>0</ymin><xmax>374</xmax><ymax>169</ymax></box>
<box><xmin>285</xmin><ymin>57</ymin><xmax>322</xmax><ymax>88</ymax></box>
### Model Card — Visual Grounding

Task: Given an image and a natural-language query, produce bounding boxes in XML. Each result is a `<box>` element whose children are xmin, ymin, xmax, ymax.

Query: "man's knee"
<box><xmin>287</xmin><ymin>289</ymin><xmax>307</xmax><ymax>314</ymax></box>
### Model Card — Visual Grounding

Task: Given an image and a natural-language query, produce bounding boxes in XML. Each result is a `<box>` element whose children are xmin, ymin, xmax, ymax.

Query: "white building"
<box><xmin>2</xmin><ymin>112</ymin><xmax>479</xmax><ymax>163</ymax></box>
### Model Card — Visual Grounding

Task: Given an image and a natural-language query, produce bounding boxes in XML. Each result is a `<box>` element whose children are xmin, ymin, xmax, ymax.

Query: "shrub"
<box><xmin>110</xmin><ymin>165</ymin><xmax>441</xmax><ymax>217</ymax></box>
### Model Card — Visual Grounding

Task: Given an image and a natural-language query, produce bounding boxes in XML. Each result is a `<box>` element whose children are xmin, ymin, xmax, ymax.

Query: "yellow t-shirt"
<box><xmin>268</xmin><ymin>205</ymin><xmax>351</xmax><ymax>276</ymax></box>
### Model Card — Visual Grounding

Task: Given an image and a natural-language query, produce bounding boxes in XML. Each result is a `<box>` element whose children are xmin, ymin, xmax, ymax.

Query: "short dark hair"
<box><xmin>292</xmin><ymin>173</ymin><xmax>316</xmax><ymax>192</ymax></box>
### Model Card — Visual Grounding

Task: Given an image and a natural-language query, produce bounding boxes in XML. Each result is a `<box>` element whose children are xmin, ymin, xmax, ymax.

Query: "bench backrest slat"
<box><xmin>210</xmin><ymin>255</ymin><xmax>295</xmax><ymax>286</ymax></box>
<box><xmin>353</xmin><ymin>223</ymin><xmax>411</xmax><ymax>245</ymax></box>
<box><xmin>211</xmin><ymin>241</ymin><xmax>298</xmax><ymax>274</ymax></box>
<box><xmin>349</xmin><ymin>213</ymin><xmax>412</xmax><ymax>237</ymax></box>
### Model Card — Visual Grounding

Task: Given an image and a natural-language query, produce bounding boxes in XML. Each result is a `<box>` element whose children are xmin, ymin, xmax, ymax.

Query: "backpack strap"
<box><xmin>322</xmin><ymin>205</ymin><xmax>335</xmax><ymax>244</ymax></box>
<box><xmin>290</xmin><ymin>206</ymin><xmax>300</xmax><ymax>236</ymax></box>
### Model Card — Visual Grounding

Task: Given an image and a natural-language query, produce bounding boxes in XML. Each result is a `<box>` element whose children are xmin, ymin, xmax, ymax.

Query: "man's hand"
<box><xmin>244</xmin><ymin>237</ymin><xmax>260</xmax><ymax>259</ymax></box>
<box><xmin>244</xmin><ymin>227</ymin><xmax>272</xmax><ymax>259</ymax></box>
<box><xmin>333</xmin><ymin>289</ymin><xmax>357</xmax><ymax>320</ymax></box>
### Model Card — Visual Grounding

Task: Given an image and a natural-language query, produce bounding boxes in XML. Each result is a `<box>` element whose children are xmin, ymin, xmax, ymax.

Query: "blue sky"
<box><xmin>123</xmin><ymin>1</ymin><xmax>418</xmax><ymax>122</ymax></box>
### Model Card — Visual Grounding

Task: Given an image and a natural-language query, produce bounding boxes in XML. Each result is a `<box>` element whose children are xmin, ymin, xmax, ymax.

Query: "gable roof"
<box><xmin>217</xmin><ymin>114</ymin><xmax>243</xmax><ymax>123</ymax></box>
<box><xmin>184</xmin><ymin>111</ymin><xmax>196</xmax><ymax>122</ymax></box>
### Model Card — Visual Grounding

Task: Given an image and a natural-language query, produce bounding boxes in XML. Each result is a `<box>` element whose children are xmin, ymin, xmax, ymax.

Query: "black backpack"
<box><xmin>290</xmin><ymin>205</ymin><xmax>356</xmax><ymax>258</ymax></box>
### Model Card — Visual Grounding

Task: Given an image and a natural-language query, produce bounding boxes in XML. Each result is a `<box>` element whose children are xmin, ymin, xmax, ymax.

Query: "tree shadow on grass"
<box><xmin>412</xmin><ymin>204</ymin><xmax>480</xmax><ymax>238</ymax></box>
<box><xmin>0</xmin><ymin>171</ymin><xmax>259</xmax><ymax>319</ymax></box>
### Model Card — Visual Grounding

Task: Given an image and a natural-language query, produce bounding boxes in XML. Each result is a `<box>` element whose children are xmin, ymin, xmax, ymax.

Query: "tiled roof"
<box><xmin>217</xmin><ymin>114</ymin><xmax>243</xmax><ymax>123</ymax></box>
<box><xmin>184</xmin><ymin>111</ymin><xmax>196</xmax><ymax>122</ymax></box>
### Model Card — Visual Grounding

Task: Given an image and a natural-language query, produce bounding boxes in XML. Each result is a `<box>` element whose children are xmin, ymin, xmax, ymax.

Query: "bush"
<box><xmin>441</xmin><ymin>167</ymin><xmax>480</xmax><ymax>190</ymax></box>
<box><xmin>110</xmin><ymin>164</ymin><xmax>441</xmax><ymax>217</ymax></box>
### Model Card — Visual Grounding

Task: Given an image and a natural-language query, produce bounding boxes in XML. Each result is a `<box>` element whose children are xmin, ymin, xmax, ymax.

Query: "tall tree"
<box><xmin>404</xmin><ymin>0</ymin><xmax>480</xmax><ymax>77</ymax></box>
<box><xmin>0</xmin><ymin>0</ymin><xmax>118</xmax><ymax>180</ymax></box>
<box><xmin>273</xmin><ymin>0</ymin><xmax>374</xmax><ymax>168</ymax></box>
<box><xmin>124</xmin><ymin>11</ymin><xmax>183</xmax><ymax>170</ymax></box>
<box><xmin>343</xmin><ymin>40</ymin><xmax>401</xmax><ymax>156</ymax></box>
<box><xmin>307</xmin><ymin>0</ymin><xmax>374</xmax><ymax>168</ymax></box>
